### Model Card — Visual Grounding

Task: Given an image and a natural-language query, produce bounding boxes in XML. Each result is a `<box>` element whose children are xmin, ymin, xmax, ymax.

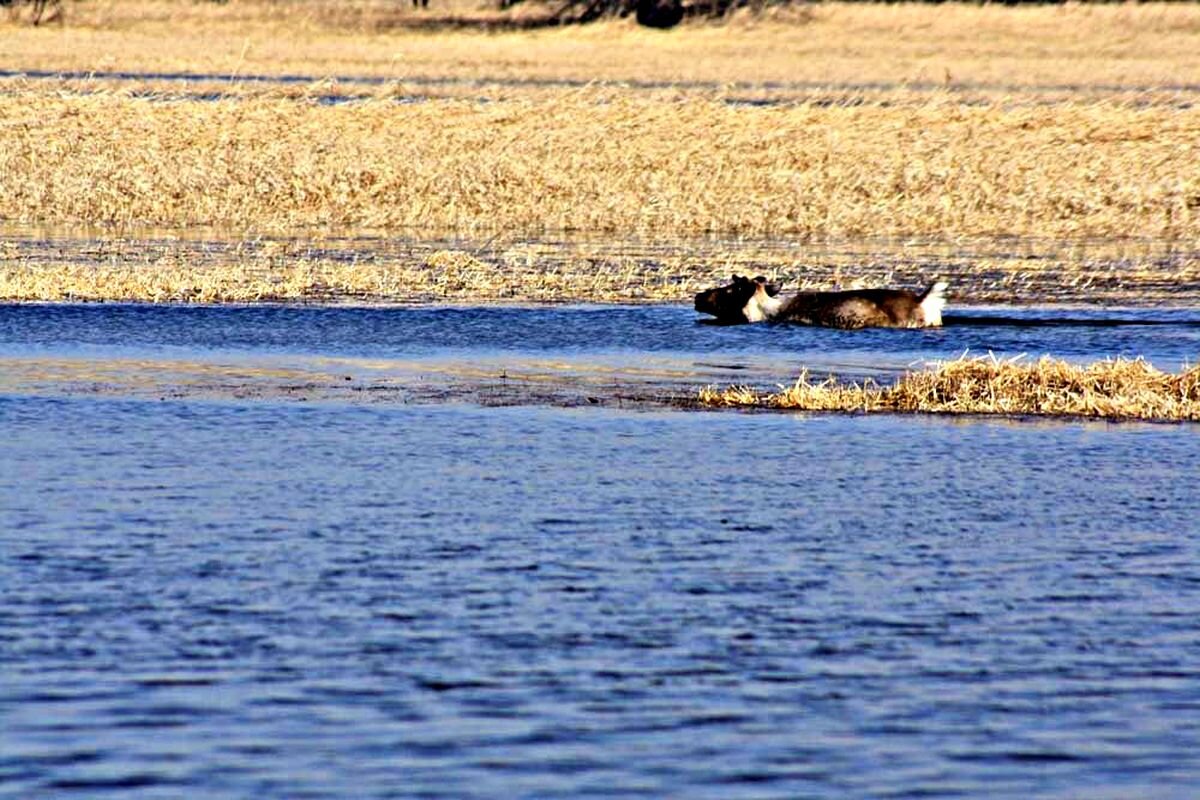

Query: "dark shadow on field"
<box><xmin>5</xmin><ymin>68</ymin><xmax>1200</xmax><ymax>101</ymax></box>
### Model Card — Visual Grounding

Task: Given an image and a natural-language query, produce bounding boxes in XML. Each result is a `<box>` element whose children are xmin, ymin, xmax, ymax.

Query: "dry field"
<box><xmin>700</xmin><ymin>355</ymin><xmax>1200</xmax><ymax>422</ymax></box>
<box><xmin>2</xmin><ymin>1</ymin><xmax>1200</xmax><ymax>305</ymax></box>
<box><xmin>4</xmin><ymin>1</ymin><xmax>1200</xmax><ymax>89</ymax></box>
<box><xmin>2</xmin><ymin>92</ymin><xmax>1197</xmax><ymax>238</ymax></box>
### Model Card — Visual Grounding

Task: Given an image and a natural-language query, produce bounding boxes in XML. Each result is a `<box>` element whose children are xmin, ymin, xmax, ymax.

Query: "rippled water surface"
<box><xmin>3</xmin><ymin>303</ymin><xmax>1200</xmax><ymax>798</ymax></box>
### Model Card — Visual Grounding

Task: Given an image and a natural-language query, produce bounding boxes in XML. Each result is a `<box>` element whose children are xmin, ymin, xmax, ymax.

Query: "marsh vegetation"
<box><xmin>5</xmin><ymin>92</ymin><xmax>1198</xmax><ymax>242</ymax></box>
<box><xmin>4</xmin><ymin>3</ymin><xmax>1199</xmax><ymax>240</ymax></box>
<box><xmin>700</xmin><ymin>355</ymin><xmax>1200</xmax><ymax>421</ymax></box>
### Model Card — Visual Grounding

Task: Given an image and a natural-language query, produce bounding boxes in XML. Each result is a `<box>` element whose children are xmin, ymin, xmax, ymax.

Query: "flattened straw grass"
<box><xmin>0</xmin><ymin>247</ymin><xmax>716</xmax><ymax>303</ymax></box>
<box><xmin>700</xmin><ymin>356</ymin><xmax>1200</xmax><ymax>422</ymax></box>
<box><xmin>2</xmin><ymin>92</ymin><xmax>1197</xmax><ymax>239</ymax></box>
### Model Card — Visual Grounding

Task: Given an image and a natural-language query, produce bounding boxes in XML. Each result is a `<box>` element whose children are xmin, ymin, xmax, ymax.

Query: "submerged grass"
<box><xmin>0</xmin><ymin>246</ymin><xmax>708</xmax><ymax>303</ymax></box>
<box><xmin>700</xmin><ymin>356</ymin><xmax>1200</xmax><ymax>422</ymax></box>
<box><xmin>3</xmin><ymin>234</ymin><xmax>1198</xmax><ymax>305</ymax></box>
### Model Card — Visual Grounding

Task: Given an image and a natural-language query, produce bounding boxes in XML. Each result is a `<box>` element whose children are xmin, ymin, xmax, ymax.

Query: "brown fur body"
<box><xmin>775</xmin><ymin>288</ymin><xmax>927</xmax><ymax>329</ymax></box>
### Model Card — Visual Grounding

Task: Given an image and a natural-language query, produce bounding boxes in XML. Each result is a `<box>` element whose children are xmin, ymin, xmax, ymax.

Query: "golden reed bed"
<box><xmin>2</xmin><ymin>1</ymin><xmax>1199</xmax><ymax>240</ymax></box>
<box><xmin>700</xmin><ymin>356</ymin><xmax>1200</xmax><ymax>422</ymax></box>
<box><xmin>2</xmin><ymin>1</ymin><xmax>1199</xmax><ymax>306</ymax></box>
<box><xmin>1</xmin><ymin>92</ymin><xmax>1197</xmax><ymax>240</ymax></box>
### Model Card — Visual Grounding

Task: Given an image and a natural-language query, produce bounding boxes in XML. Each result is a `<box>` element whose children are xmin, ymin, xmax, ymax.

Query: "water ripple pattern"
<box><xmin>2</xmin><ymin>304</ymin><xmax>1200</xmax><ymax>798</ymax></box>
<box><xmin>2</xmin><ymin>399</ymin><xmax>1199</xmax><ymax>798</ymax></box>
<box><xmin>2</xmin><ymin>303</ymin><xmax>1200</xmax><ymax>404</ymax></box>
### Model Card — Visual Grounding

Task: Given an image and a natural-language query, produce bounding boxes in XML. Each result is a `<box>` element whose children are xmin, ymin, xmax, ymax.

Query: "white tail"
<box><xmin>920</xmin><ymin>281</ymin><xmax>949</xmax><ymax>327</ymax></box>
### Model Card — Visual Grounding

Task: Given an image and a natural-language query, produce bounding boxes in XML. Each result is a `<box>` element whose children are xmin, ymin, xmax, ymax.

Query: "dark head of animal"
<box><xmin>694</xmin><ymin>275</ymin><xmax>778</xmax><ymax>323</ymax></box>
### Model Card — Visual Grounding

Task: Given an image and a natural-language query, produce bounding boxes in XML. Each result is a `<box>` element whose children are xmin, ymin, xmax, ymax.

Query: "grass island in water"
<box><xmin>700</xmin><ymin>356</ymin><xmax>1200</xmax><ymax>422</ymax></box>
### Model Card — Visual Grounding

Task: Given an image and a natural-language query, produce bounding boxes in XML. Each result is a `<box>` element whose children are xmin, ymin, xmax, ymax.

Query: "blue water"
<box><xmin>2</xmin><ymin>303</ymin><xmax>1200</xmax><ymax>798</ymax></box>
<box><xmin>3</xmin><ymin>303</ymin><xmax>1199</xmax><ymax>373</ymax></box>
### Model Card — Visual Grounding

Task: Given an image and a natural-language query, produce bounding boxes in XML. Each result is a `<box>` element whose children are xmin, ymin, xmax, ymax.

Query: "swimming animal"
<box><xmin>694</xmin><ymin>274</ymin><xmax>948</xmax><ymax>329</ymax></box>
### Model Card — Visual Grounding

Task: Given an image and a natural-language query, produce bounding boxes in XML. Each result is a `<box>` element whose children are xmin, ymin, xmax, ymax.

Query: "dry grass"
<box><xmin>2</xmin><ymin>91</ymin><xmax>1197</xmax><ymax>239</ymax></box>
<box><xmin>0</xmin><ymin>244</ymin><xmax>704</xmax><ymax>303</ymax></box>
<box><xmin>3</xmin><ymin>2</ymin><xmax>1199</xmax><ymax>90</ymax></box>
<box><xmin>701</xmin><ymin>355</ymin><xmax>1200</xmax><ymax>421</ymax></box>
<box><xmin>3</xmin><ymin>1</ymin><xmax>1199</xmax><ymax>304</ymax></box>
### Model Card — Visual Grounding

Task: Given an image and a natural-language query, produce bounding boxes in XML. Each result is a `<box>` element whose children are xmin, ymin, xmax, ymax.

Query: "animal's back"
<box><xmin>777</xmin><ymin>284</ymin><xmax>946</xmax><ymax>329</ymax></box>
<box><xmin>778</xmin><ymin>290</ymin><xmax>914</xmax><ymax>329</ymax></box>
<box><xmin>857</xmin><ymin>289</ymin><xmax>924</xmax><ymax>327</ymax></box>
<box><xmin>818</xmin><ymin>295</ymin><xmax>896</xmax><ymax>329</ymax></box>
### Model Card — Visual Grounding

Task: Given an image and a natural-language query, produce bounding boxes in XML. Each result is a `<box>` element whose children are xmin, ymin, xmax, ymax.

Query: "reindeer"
<box><xmin>694</xmin><ymin>274</ymin><xmax>948</xmax><ymax>329</ymax></box>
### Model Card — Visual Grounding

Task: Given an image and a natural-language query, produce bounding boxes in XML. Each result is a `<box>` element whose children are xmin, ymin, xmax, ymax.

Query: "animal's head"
<box><xmin>694</xmin><ymin>274</ymin><xmax>780</xmax><ymax>323</ymax></box>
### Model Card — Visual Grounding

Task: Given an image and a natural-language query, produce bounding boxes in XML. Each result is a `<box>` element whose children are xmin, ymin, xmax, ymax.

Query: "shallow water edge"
<box><xmin>3</xmin><ymin>302</ymin><xmax>1200</xmax><ymax>421</ymax></box>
